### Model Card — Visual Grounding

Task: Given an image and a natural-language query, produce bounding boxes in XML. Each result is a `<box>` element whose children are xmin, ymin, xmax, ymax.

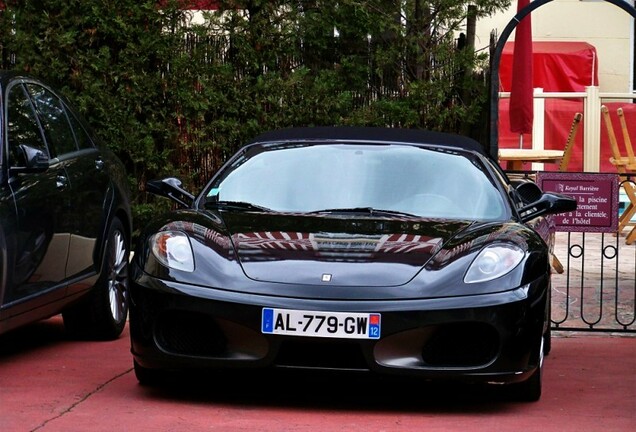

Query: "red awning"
<box><xmin>500</xmin><ymin>41</ymin><xmax>598</xmax><ymax>93</ymax></box>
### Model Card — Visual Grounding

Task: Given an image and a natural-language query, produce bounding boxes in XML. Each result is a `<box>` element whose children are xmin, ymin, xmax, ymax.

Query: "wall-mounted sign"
<box><xmin>536</xmin><ymin>172</ymin><xmax>619</xmax><ymax>233</ymax></box>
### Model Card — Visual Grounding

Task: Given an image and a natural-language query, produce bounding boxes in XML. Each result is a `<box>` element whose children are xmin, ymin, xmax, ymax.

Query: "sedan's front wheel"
<box><xmin>63</xmin><ymin>217</ymin><xmax>130</xmax><ymax>340</ymax></box>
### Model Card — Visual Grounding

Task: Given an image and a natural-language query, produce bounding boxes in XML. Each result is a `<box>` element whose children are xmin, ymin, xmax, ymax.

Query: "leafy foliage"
<box><xmin>0</xmin><ymin>0</ymin><xmax>510</xmax><ymax>238</ymax></box>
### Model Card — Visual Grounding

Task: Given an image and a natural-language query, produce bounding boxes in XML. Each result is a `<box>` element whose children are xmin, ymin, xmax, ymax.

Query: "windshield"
<box><xmin>203</xmin><ymin>143</ymin><xmax>506</xmax><ymax>220</ymax></box>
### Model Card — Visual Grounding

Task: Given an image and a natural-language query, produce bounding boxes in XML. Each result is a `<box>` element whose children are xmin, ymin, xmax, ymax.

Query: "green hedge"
<box><xmin>0</xmin><ymin>0</ymin><xmax>510</xmax><ymax>237</ymax></box>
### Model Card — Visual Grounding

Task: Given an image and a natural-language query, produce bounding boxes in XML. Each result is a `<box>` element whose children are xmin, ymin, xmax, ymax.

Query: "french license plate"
<box><xmin>261</xmin><ymin>308</ymin><xmax>381</xmax><ymax>339</ymax></box>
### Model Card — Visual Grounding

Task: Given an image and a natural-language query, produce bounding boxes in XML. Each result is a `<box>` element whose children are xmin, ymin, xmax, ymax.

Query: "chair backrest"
<box><xmin>601</xmin><ymin>105</ymin><xmax>626</xmax><ymax>171</ymax></box>
<box><xmin>617</xmin><ymin>107</ymin><xmax>636</xmax><ymax>165</ymax></box>
<box><xmin>559</xmin><ymin>112</ymin><xmax>582</xmax><ymax>172</ymax></box>
<box><xmin>603</xmin><ymin>105</ymin><xmax>636</xmax><ymax>236</ymax></box>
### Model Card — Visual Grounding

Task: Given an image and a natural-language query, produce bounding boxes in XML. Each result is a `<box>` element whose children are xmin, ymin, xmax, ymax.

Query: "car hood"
<box><xmin>141</xmin><ymin>209</ymin><xmax>546</xmax><ymax>300</ymax></box>
<box><xmin>222</xmin><ymin>211</ymin><xmax>472</xmax><ymax>287</ymax></box>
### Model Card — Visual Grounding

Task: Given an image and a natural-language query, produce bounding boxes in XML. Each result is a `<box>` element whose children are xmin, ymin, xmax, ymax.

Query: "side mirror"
<box><xmin>9</xmin><ymin>144</ymin><xmax>50</xmax><ymax>174</ymax></box>
<box><xmin>519</xmin><ymin>192</ymin><xmax>577</xmax><ymax>222</ymax></box>
<box><xmin>514</xmin><ymin>180</ymin><xmax>543</xmax><ymax>204</ymax></box>
<box><xmin>146</xmin><ymin>177</ymin><xmax>195</xmax><ymax>208</ymax></box>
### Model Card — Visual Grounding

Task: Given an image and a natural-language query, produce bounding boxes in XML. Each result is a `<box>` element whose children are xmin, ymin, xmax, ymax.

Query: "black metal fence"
<box><xmin>551</xmin><ymin>231</ymin><xmax>636</xmax><ymax>333</ymax></box>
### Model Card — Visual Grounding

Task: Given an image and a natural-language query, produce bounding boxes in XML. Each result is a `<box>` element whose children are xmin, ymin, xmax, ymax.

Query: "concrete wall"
<box><xmin>473</xmin><ymin>0</ymin><xmax>634</xmax><ymax>92</ymax></box>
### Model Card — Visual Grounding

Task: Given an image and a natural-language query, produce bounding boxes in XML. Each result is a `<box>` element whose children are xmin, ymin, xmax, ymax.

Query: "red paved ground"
<box><xmin>0</xmin><ymin>316</ymin><xmax>634</xmax><ymax>432</ymax></box>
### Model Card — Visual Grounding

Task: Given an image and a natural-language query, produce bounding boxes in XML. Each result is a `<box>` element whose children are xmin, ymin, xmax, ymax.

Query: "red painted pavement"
<box><xmin>1</xmin><ymin>316</ymin><xmax>634</xmax><ymax>432</ymax></box>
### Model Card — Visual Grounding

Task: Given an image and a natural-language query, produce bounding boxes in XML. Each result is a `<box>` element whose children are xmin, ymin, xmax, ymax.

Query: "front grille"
<box><xmin>421</xmin><ymin>322</ymin><xmax>499</xmax><ymax>367</ymax></box>
<box><xmin>275</xmin><ymin>340</ymin><xmax>368</xmax><ymax>370</ymax></box>
<box><xmin>155</xmin><ymin>310</ymin><xmax>227</xmax><ymax>356</ymax></box>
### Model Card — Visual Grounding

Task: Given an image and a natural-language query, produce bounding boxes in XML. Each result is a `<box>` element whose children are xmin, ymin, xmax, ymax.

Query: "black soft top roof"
<box><xmin>248</xmin><ymin>126</ymin><xmax>486</xmax><ymax>155</ymax></box>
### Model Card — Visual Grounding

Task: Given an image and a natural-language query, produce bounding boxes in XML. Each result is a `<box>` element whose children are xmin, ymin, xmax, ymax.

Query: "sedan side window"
<box><xmin>26</xmin><ymin>83</ymin><xmax>77</xmax><ymax>157</ymax></box>
<box><xmin>66</xmin><ymin>111</ymin><xmax>95</xmax><ymax>150</ymax></box>
<box><xmin>6</xmin><ymin>84</ymin><xmax>48</xmax><ymax>168</ymax></box>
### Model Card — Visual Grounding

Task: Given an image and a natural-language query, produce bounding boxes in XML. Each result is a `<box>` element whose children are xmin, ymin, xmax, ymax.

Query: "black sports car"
<box><xmin>129</xmin><ymin>127</ymin><xmax>576</xmax><ymax>401</ymax></box>
<box><xmin>0</xmin><ymin>71</ymin><xmax>132</xmax><ymax>340</ymax></box>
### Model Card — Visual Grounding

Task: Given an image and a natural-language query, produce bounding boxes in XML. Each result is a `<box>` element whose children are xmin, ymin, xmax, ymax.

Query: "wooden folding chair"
<box><xmin>617</xmin><ymin>108</ymin><xmax>636</xmax><ymax>164</ymax></box>
<box><xmin>601</xmin><ymin>105</ymin><xmax>636</xmax><ymax>243</ymax></box>
<box><xmin>616</xmin><ymin>108</ymin><xmax>636</xmax><ymax>244</ymax></box>
<box><xmin>558</xmin><ymin>112</ymin><xmax>582</xmax><ymax>172</ymax></box>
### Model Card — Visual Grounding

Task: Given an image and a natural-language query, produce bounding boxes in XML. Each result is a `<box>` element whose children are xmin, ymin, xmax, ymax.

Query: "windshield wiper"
<box><xmin>308</xmin><ymin>207</ymin><xmax>417</xmax><ymax>218</ymax></box>
<box><xmin>205</xmin><ymin>200</ymin><xmax>272</xmax><ymax>212</ymax></box>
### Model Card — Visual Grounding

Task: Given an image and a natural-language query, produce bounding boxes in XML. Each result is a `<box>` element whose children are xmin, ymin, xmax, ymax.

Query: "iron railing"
<box><xmin>551</xmin><ymin>230</ymin><xmax>636</xmax><ymax>333</ymax></box>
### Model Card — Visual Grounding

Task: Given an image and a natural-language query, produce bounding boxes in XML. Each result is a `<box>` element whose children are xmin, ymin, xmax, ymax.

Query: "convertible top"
<box><xmin>248</xmin><ymin>126</ymin><xmax>486</xmax><ymax>155</ymax></box>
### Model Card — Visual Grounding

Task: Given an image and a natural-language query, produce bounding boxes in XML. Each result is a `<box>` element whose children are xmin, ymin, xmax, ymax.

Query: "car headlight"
<box><xmin>150</xmin><ymin>231</ymin><xmax>195</xmax><ymax>272</ymax></box>
<box><xmin>464</xmin><ymin>243</ymin><xmax>524</xmax><ymax>283</ymax></box>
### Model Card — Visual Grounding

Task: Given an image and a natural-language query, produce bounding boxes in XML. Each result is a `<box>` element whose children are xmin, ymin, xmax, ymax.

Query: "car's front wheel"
<box><xmin>509</xmin><ymin>338</ymin><xmax>544</xmax><ymax>402</ymax></box>
<box><xmin>544</xmin><ymin>282</ymin><xmax>553</xmax><ymax>356</ymax></box>
<box><xmin>63</xmin><ymin>216</ymin><xmax>129</xmax><ymax>340</ymax></box>
<box><xmin>134</xmin><ymin>360</ymin><xmax>168</xmax><ymax>386</ymax></box>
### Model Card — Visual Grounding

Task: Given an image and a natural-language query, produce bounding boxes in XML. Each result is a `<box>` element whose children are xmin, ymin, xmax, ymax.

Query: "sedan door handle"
<box><xmin>56</xmin><ymin>173</ymin><xmax>69</xmax><ymax>190</ymax></box>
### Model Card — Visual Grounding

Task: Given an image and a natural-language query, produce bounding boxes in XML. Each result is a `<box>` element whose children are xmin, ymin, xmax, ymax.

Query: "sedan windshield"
<box><xmin>204</xmin><ymin>143</ymin><xmax>506</xmax><ymax>220</ymax></box>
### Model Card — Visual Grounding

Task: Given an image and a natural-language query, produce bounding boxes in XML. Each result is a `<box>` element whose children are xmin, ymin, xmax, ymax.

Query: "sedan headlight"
<box><xmin>150</xmin><ymin>231</ymin><xmax>195</xmax><ymax>272</ymax></box>
<box><xmin>464</xmin><ymin>244</ymin><xmax>525</xmax><ymax>283</ymax></box>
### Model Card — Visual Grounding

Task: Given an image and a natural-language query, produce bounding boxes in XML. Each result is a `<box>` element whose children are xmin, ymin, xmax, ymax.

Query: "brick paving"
<box><xmin>0</xmin><ymin>317</ymin><xmax>634</xmax><ymax>431</ymax></box>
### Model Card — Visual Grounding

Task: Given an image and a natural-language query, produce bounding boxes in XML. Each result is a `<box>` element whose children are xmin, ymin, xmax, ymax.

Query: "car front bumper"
<box><xmin>129</xmin><ymin>271</ymin><xmax>548</xmax><ymax>385</ymax></box>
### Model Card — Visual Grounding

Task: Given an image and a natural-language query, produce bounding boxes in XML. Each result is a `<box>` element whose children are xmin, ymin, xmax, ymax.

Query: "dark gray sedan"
<box><xmin>0</xmin><ymin>71</ymin><xmax>132</xmax><ymax>340</ymax></box>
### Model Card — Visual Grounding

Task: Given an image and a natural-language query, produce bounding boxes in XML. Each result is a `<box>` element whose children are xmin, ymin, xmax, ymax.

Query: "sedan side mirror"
<box><xmin>9</xmin><ymin>144</ymin><xmax>50</xmax><ymax>174</ymax></box>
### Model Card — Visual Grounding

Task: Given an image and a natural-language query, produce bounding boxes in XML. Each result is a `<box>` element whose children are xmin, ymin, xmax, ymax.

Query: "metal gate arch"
<box><xmin>488</xmin><ymin>0</ymin><xmax>636</xmax><ymax>334</ymax></box>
